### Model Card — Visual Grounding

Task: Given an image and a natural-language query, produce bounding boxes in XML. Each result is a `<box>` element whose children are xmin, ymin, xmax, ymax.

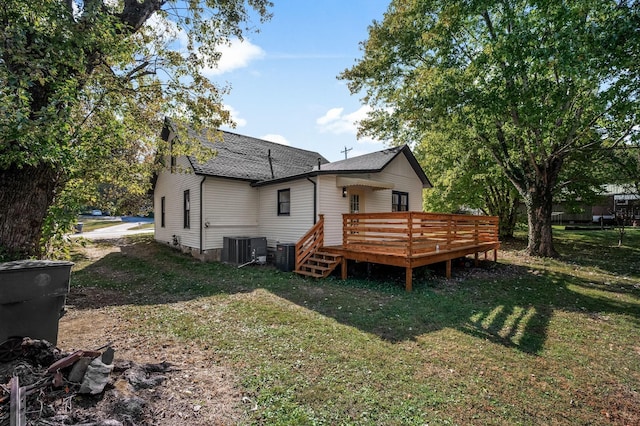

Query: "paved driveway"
<box><xmin>74</xmin><ymin>217</ymin><xmax>154</xmax><ymax>240</ymax></box>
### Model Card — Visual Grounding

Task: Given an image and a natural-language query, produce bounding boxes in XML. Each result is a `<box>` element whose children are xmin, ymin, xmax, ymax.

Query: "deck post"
<box><xmin>494</xmin><ymin>248</ymin><xmax>498</xmax><ymax>262</ymax></box>
<box><xmin>342</xmin><ymin>215</ymin><xmax>348</xmax><ymax>248</ymax></box>
<box><xmin>474</xmin><ymin>221</ymin><xmax>479</xmax><ymax>245</ymax></box>
<box><xmin>341</xmin><ymin>257</ymin><xmax>347</xmax><ymax>280</ymax></box>
<box><xmin>405</xmin><ymin>266</ymin><xmax>413</xmax><ymax>292</ymax></box>
<box><xmin>474</xmin><ymin>252</ymin><xmax>479</xmax><ymax>266</ymax></box>
<box><xmin>407</xmin><ymin>212</ymin><xmax>413</xmax><ymax>258</ymax></box>
<box><xmin>446</xmin><ymin>259</ymin><xmax>452</xmax><ymax>279</ymax></box>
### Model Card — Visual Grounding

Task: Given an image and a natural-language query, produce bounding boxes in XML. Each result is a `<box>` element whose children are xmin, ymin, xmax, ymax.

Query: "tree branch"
<box><xmin>118</xmin><ymin>0</ymin><xmax>166</xmax><ymax>33</ymax></box>
<box><xmin>126</xmin><ymin>60</ymin><xmax>152</xmax><ymax>80</ymax></box>
<box><xmin>482</xmin><ymin>11</ymin><xmax>497</xmax><ymax>40</ymax></box>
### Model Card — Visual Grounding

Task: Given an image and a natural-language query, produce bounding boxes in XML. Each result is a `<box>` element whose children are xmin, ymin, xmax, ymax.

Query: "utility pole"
<box><xmin>341</xmin><ymin>146</ymin><xmax>352</xmax><ymax>159</ymax></box>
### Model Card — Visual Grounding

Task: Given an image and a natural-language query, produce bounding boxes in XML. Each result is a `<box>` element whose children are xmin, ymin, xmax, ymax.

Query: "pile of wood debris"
<box><xmin>0</xmin><ymin>338</ymin><xmax>174</xmax><ymax>426</ymax></box>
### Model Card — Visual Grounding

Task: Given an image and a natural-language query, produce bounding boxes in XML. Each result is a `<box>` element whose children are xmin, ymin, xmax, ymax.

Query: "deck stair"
<box><xmin>295</xmin><ymin>251</ymin><xmax>342</xmax><ymax>278</ymax></box>
<box><xmin>293</xmin><ymin>214</ymin><xmax>342</xmax><ymax>279</ymax></box>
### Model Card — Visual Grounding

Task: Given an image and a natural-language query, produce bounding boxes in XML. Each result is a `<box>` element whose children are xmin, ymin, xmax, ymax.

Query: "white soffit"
<box><xmin>336</xmin><ymin>177</ymin><xmax>395</xmax><ymax>191</ymax></box>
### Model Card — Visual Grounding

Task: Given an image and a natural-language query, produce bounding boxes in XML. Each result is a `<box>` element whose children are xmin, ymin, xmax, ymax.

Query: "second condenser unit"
<box><xmin>275</xmin><ymin>243</ymin><xmax>296</xmax><ymax>272</ymax></box>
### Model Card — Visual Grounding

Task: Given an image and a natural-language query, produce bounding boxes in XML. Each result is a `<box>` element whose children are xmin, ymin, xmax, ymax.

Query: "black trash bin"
<box><xmin>0</xmin><ymin>260</ymin><xmax>73</xmax><ymax>345</ymax></box>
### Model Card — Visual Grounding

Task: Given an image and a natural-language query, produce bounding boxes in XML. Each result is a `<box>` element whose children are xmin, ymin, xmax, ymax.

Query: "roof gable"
<box><xmin>315</xmin><ymin>145</ymin><xmax>432</xmax><ymax>188</ymax></box>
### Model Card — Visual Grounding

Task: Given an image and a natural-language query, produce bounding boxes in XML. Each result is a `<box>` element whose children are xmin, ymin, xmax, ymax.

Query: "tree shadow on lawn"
<box><xmin>285</xmin><ymin>261</ymin><xmax>640</xmax><ymax>355</ymax></box>
<box><xmin>67</xmin><ymin>238</ymin><xmax>640</xmax><ymax>357</ymax></box>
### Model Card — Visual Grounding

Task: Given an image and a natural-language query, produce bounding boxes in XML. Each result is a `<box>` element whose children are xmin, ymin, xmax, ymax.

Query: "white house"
<box><xmin>153</xmin><ymin>123</ymin><xmax>432</xmax><ymax>262</ymax></box>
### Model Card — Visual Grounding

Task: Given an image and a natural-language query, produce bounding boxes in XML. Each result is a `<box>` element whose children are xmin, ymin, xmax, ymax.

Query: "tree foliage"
<box><xmin>0</xmin><ymin>0</ymin><xmax>272</xmax><ymax>259</ymax></box>
<box><xmin>341</xmin><ymin>0</ymin><xmax>640</xmax><ymax>257</ymax></box>
<box><xmin>412</xmin><ymin>119</ymin><xmax>521</xmax><ymax>238</ymax></box>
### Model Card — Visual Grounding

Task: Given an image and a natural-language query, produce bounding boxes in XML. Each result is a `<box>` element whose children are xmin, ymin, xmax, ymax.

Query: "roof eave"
<box><xmin>251</xmin><ymin>167</ymin><xmax>394</xmax><ymax>187</ymax></box>
<box><xmin>399</xmin><ymin>145</ymin><xmax>432</xmax><ymax>188</ymax></box>
<box><xmin>193</xmin><ymin>169</ymin><xmax>259</xmax><ymax>183</ymax></box>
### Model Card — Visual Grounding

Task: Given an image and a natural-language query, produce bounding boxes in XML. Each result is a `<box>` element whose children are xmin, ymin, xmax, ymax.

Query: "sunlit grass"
<box><xmin>74</xmin><ymin>218</ymin><xmax>120</xmax><ymax>232</ymax></box>
<box><xmin>68</xmin><ymin>228</ymin><xmax>640</xmax><ymax>425</ymax></box>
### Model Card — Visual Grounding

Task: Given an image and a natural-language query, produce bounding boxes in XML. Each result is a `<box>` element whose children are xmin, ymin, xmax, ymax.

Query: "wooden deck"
<box><xmin>322</xmin><ymin>212</ymin><xmax>500</xmax><ymax>291</ymax></box>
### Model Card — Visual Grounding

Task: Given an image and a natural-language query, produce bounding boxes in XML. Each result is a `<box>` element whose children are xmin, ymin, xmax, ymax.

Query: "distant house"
<box><xmin>552</xmin><ymin>184</ymin><xmax>640</xmax><ymax>225</ymax></box>
<box><xmin>153</xmin><ymin>123</ymin><xmax>432</xmax><ymax>261</ymax></box>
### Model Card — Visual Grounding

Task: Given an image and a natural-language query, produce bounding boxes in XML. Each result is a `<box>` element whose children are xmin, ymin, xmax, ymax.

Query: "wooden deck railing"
<box><xmin>295</xmin><ymin>214</ymin><xmax>325</xmax><ymax>271</ymax></box>
<box><xmin>342</xmin><ymin>212</ymin><xmax>499</xmax><ymax>257</ymax></box>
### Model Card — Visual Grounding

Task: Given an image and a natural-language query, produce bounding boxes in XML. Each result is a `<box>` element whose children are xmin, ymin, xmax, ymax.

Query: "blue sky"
<box><xmin>205</xmin><ymin>1</ymin><xmax>390</xmax><ymax>162</ymax></box>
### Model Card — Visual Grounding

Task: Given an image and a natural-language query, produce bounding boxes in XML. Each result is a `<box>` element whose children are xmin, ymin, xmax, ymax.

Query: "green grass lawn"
<box><xmin>124</xmin><ymin>222</ymin><xmax>154</xmax><ymax>231</ymax></box>
<box><xmin>75</xmin><ymin>218</ymin><xmax>120</xmax><ymax>232</ymax></box>
<box><xmin>69</xmin><ymin>229</ymin><xmax>640</xmax><ymax>425</ymax></box>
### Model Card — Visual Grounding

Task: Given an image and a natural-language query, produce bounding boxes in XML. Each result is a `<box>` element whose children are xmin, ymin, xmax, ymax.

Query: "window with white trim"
<box><xmin>278</xmin><ymin>189</ymin><xmax>290</xmax><ymax>216</ymax></box>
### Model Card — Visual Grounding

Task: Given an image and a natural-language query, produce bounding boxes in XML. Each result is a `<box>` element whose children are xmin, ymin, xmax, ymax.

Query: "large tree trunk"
<box><xmin>0</xmin><ymin>164</ymin><xmax>61</xmax><ymax>260</ymax></box>
<box><xmin>524</xmin><ymin>183</ymin><xmax>558</xmax><ymax>257</ymax></box>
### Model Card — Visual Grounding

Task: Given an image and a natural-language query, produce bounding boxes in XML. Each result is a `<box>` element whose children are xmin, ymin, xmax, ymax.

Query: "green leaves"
<box><xmin>0</xmin><ymin>0</ymin><xmax>272</xmax><ymax>258</ymax></box>
<box><xmin>340</xmin><ymin>0</ymin><xmax>640</xmax><ymax>256</ymax></box>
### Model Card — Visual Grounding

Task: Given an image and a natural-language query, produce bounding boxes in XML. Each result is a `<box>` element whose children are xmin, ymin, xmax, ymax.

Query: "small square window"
<box><xmin>392</xmin><ymin>191</ymin><xmax>409</xmax><ymax>212</ymax></box>
<box><xmin>278</xmin><ymin>189</ymin><xmax>290</xmax><ymax>216</ymax></box>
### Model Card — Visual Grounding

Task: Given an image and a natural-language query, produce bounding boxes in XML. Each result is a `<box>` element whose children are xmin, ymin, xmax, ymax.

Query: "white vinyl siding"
<box><xmin>154</xmin><ymin>156</ymin><xmax>202</xmax><ymax>249</ymax></box>
<box><xmin>376</xmin><ymin>154</ymin><xmax>424</xmax><ymax>211</ymax></box>
<box><xmin>258</xmin><ymin>179</ymin><xmax>316</xmax><ymax>249</ymax></box>
<box><xmin>317</xmin><ymin>175</ymin><xmax>350</xmax><ymax>246</ymax></box>
<box><xmin>202</xmin><ymin>177</ymin><xmax>259</xmax><ymax>250</ymax></box>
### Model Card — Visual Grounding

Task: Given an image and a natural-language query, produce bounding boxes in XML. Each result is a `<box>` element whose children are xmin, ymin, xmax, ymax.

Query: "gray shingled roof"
<box><xmin>315</xmin><ymin>145</ymin><xmax>432</xmax><ymax>188</ymax></box>
<box><xmin>186</xmin><ymin>130</ymin><xmax>328</xmax><ymax>181</ymax></box>
<box><xmin>316</xmin><ymin>146</ymin><xmax>405</xmax><ymax>172</ymax></box>
<box><xmin>166</xmin><ymin>122</ymin><xmax>431</xmax><ymax>187</ymax></box>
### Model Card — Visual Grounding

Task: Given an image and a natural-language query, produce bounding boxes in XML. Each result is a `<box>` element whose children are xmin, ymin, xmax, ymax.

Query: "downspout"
<box><xmin>306</xmin><ymin>176</ymin><xmax>317</xmax><ymax>224</ymax></box>
<box><xmin>305</xmin><ymin>158</ymin><xmax>321</xmax><ymax>224</ymax></box>
<box><xmin>200</xmin><ymin>176</ymin><xmax>206</xmax><ymax>254</ymax></box>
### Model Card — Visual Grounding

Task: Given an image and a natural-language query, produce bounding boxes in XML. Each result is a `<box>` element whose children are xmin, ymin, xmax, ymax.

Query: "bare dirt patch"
<box><xmin>1</xmin><ymin>239</ymin><xmax>248</xmax><ymax>426</ymax></box>
<box><xmin>57</xmin><ymin>311</ymin><xmax>248</xmax><ymax>426</ymax></box>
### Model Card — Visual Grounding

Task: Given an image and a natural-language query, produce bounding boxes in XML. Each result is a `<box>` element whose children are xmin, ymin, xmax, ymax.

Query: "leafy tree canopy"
<box><xmin>341</xmin><ymin>0</ymin><xmax>640</xmax><ymax>256</ymax></box>
<box><xmin>0</xmin><ymin>0</ymin><xmax>272</xmax><ymax>259</ymax></box>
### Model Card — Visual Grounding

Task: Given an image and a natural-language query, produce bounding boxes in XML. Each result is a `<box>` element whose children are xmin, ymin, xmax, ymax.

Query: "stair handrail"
<box><xmin>295</xmin><ymin>214</ymin><xmax>324</xmax><ymax>271</ymax></box>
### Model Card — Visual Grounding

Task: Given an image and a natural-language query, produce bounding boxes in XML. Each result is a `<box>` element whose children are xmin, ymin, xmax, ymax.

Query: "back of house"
<box><xmin>153</xmin><ymin>123</ymin><xmax>431</xmax><ymax>262</ymax></box>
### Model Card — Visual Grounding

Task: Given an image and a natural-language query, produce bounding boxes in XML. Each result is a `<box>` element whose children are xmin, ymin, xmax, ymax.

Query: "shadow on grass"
<box><xmin>68</xmin><ymin>236</ymin><xmax>640</xmax><ymax>357</ymax></box>
<box><xmin>553</xmin><ymin>228</ymin><xmax>640</xmax><ymax>278</ymax></box>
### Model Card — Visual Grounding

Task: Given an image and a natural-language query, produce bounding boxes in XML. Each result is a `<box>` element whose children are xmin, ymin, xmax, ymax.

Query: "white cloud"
<box><xmin>261</xmin><ymin>134</ymin><xmax>290</xmax><ymax>146</ymax></box>
<box><xmin>316</xmin><ymin>107</ymin><xmax>345</xmax><ymax>126</ymax></box>
<box><xmin>144</xmin><ymin>13</ymin><xmax>188</xmax><ymax>48</ymax></box>
<box><xmin>201</xmin><ymin>39</ymin><xmax>265</xmax><ymax>76</ymax></box>
<box><xmin>316</xmin><ymin>105</ymin><xmax>380</xmax><ymax>144</ymax></box>
<box><xmin>142</xmin><ymin>16</ymin><xmax>263</xmax><ymax>76</ymax></box>
<box><xmin>224</xmin><ymin>104</ymin><xmax>247</xmax><ymax>128</ymax></box>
